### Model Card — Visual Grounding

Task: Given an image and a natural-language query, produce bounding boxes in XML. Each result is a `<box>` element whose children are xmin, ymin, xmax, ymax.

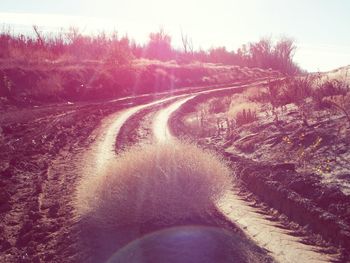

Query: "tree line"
<box><xmin>0</xmin><ymin>27</ymin><xmax>301</xmax><ymax>75</ymax></box>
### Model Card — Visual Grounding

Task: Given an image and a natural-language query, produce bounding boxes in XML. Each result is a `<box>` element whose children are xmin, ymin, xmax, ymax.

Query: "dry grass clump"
<box><xmin>191</xmin><ymin>91</ymin><xmax>262</xmax><ymax>137</ymax></box>
<box><xmin>313</xmin><ymin>79</ymin><xmax>350</xmax><ymax>125</ymax></box>
<box><xmin>235</xmin><ymin>109</ymin><xmax>258</xmax><ymax>126</ymax></box>
<box><xmin>227</xmin><ymin>94</ymin><xmax>261</xmax><ymax>119</ymax></box>
<box><xmin>75</xmin><ymin>142</ymin><xmax>232</xmax><ymax>229</ymax></box>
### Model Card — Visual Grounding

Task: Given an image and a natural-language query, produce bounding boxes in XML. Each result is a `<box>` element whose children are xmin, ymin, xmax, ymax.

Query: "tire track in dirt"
<box><xmin>82</xmin><ymin>80</ymin><xmax>269</xmax><ymax>174</ymax></box>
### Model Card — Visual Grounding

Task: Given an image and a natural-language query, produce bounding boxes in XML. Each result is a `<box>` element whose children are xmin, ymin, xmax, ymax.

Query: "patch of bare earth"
<box><xmin>0</xmin><ymin>101</ymin><xmax>127</xmax><ymax>262</ymax></box>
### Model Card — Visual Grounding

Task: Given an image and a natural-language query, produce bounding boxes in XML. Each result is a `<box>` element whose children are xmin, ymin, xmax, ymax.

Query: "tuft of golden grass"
<box><xmin>75</xmin><ymin>142</ymin><xmax>232</xmax><ymax>229</ymax></box>
<box><xmin>228</xmin><ymin>94</ymin><xmax>261</xmax><ymax>119</ymax></box>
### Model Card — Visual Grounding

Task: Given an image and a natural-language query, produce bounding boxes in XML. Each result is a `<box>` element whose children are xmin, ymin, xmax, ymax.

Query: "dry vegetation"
<box><xmin>170</xmin><ymin>71</ymin><xmax>350</xmax><ymax>191</ymax></box>
<box><xmin>74</xmin><ymin>141</ymin><xmax>237</xmax><ymax>262</ymax></box>
<box><xmin>177</xmin><ymin>70</ymin><xmax>350</xmax><ymax>194</ymax></box>
<box><xmin>0</xmin><ymin>27</ymin><xmax>299</xmax><ymax>105</ymax></box>
<box><xmin>170</xmin><ymin>69</ymin><xmax>350</xmax><ymax>256</ymax></box>
<box><xmin>75</xmin><ymin>142</ymin><xmax>232</xmax><ymax>228</ymax></box>
<box><xmin>189</xmin><ymin>72</ymin><xmax>350</xmax><ymax>137</ymax></box>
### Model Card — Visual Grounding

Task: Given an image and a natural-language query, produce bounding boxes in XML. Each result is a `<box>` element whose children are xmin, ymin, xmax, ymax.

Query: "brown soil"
<box><xmin>0</xmin><ymin>79</ymin><xmax>256</xmax><ymax>262</ymax></box>
<box><xmin>0</xmin><ymin>93</ymin><xmax>171</xmax><ymax>262</ymax></box>
<box><xmin>170</xmin><ymin>91</ymin><xmax>350</xmax><ymax>262</ymax></box>
<box><xmin>0</xmin><ymin>101</ymin><xmax>126</xmax><ymax>262</ymax></box>
<box><xmin>0</xmin><ymin>82</ymin><xmax>275</xmax><ymax>262</ymax></box>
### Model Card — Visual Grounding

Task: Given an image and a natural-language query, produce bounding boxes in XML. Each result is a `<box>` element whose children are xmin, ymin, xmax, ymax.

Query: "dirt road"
<box><xmin>0</xmin><ymin>79</ymin><xmax>343</xmax><ymax>262</ymax></box>
<box><xmin>77</xmin><ymin>82</ymin><xmax>338</xmax><ymax>262</ymax></box>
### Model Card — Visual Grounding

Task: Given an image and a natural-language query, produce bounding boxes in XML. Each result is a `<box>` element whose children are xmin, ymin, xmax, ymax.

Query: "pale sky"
<box><xmin>1</xmin><ymin>0</ymin><xmax>349</xmax><ymax>72</ymax></box>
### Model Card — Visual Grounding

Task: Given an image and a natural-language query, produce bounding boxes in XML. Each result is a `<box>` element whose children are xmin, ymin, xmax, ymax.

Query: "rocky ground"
<box><xmin>170</xmin><ymin>90</ymin><xmax>350</xmax><ymax>261</ymax></box>
<box><xmin>0</xmin><ymin>103</ymin><xmax>102</xmax><ymax>262</ymax></box>
<box><xmin>0</xmin><ymin>95</ymin><xmax>163</xmax><ymax>262</ymax></box>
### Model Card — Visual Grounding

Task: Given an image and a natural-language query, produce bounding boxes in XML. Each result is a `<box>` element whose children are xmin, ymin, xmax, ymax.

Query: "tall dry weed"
<box><xmin>75</xmin><ymin>142</ymin><xmax>232</xmax><ymax>229</ymax></box>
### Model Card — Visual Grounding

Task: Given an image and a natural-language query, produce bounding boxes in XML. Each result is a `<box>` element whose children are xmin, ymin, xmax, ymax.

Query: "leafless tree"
<box><xmin>180</xmin><ymin>30</ymin><xmax>194</xmax><ymax>55</ymax></box>
<box><xmin>33</xmin><ymin>25</ymin><xmax>44</xmax><ymax>46</ymax></box>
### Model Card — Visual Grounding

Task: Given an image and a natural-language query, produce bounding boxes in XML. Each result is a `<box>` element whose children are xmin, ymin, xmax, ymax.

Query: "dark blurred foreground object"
<box><xmin>108</xmin><ymin>225</ymin><xmax>270</xmax><ymax>263</ymax></box>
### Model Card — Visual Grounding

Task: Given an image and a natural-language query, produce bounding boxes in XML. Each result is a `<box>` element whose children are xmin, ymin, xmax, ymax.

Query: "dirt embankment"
<box><xmin>170</xmin><ymin>92</ymin><xmax>350</xmax><ymax>261</ymax></box>
<box><xmin>0</xmin><ymin>59</ymin><xmax>281</xmax><ymax>105</ymax></box>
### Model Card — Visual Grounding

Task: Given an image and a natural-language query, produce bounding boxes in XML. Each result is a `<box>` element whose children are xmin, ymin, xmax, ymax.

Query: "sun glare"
<box><xmin>1</xmin><ymin>1</ymin><xmax>350</xmax><ymax>263</ymax></box>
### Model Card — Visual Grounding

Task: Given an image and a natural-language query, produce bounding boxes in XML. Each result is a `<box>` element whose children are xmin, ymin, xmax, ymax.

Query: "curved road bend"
<box><xmin>80</xmin><ymin>83</ymin><xmax>338</xmax><ymax>263</ymax></box>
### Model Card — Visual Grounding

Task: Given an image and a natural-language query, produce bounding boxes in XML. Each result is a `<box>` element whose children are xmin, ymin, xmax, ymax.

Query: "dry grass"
<box><xmin>235</xmin><ymin>109</ymin><xmax>258</xmax><ymax>126</ymax></box>
<box><xmin>75</xmin><ymin>142</ymin><xmax>232</xmax><ymax>230</ymax></box>
<box><xmin>228</xmin><ymin>94</ymin><xmax>261</xmax><ymax>119</ymax></box>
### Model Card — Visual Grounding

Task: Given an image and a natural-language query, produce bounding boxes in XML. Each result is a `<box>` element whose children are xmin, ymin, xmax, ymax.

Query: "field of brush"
<box><xmin>169</xmin><ymin>67</ymin><xmax>350</xmax><ymax>253</ymax></box>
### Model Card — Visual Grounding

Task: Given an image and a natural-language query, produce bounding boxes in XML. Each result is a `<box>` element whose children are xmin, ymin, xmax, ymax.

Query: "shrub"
<box><xmin>309</xmin><ymin>78</ymin><xmax>350</xmax><ymax>125</ymax></box>
<box><xmin>248</xmin><ymin>37</ymin><xmax>301</xmax><ymax>75</ymax></box>
<box><xmin>313</xmin><ymin>78</ymin><xmax>349</xmax><ymax>108</ymax></box>
<box><xmin>0</xmin><ymin>27</ymin><xmax>286</xmax><ymax>103</ymax></box>
<box><xmin>75</xmin><ymin>142</ymin><xmax>232</xmax><ymax>230</ymax></box>
<box><xmin>318</xmin><ymin>94</ymin><xmax>350</xmax><ymax>125</ymax></box>
<box><xmin>253</xmin><ymin>76</ymin><xmax>315</xmax><ymax>124</ymax></box>
<box><xmin>280</xmin><ymin>76</ymin><xmax>315</xmax><ymax>106</ymax></box>
<box><xmin>282</xmin><ymin>76</ymin><xmax>316</xmax><ymax>125</ymax></box>
<box><xmin>235</xmin><ymin>109</ymin><xmax>257</xmax><ymax>126</ymax></box>
<box><xmin>32</xmin><ymin>73</ymin><xmax>64</xmax><ymax>100</ymax></box>
<box><xmin>266</xmin><ymin>79</ymin><xmax>283</xmax><ymax>108</ymax></box>
<box><xmin>145</xmin><ymin>30</ymin><xmax>173</xmax><ymax>61</ymax></box>
<box><xmin>208</xmin><ymin>97</ymin><xmax>231</xmax><ymax>114</ymax></box>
